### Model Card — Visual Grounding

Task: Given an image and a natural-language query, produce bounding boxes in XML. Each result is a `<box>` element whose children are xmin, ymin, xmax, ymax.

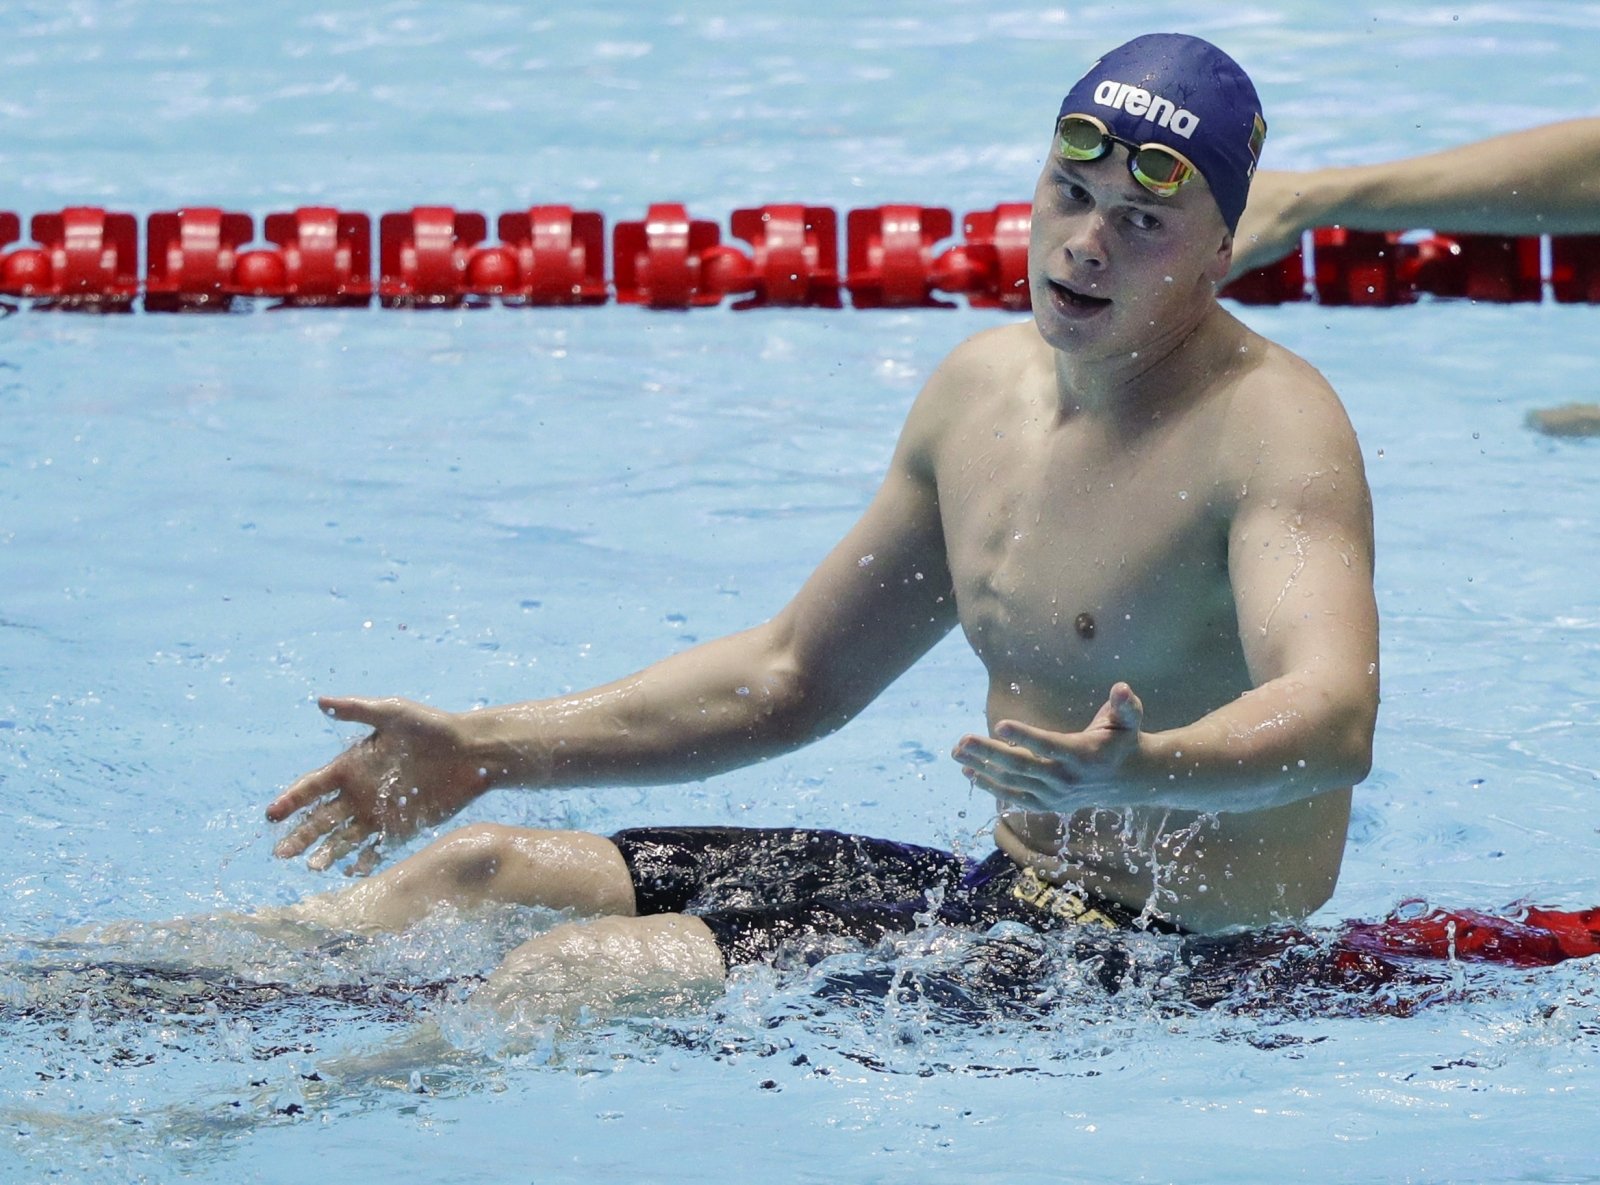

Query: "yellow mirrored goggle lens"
<box><xmin>1056</xmin><ymin>114</ymin><xmax>1115</xmax><ymax>161</ymax></box>
<box><xmin>1055</xmin><ymin>114</ymin><xmax>1198</xmax><ymax>200</ymax></box>
<box><xmin>1129</xmin><ymin>147</ymin><xmax>1194</xmax><ymax>197</ymax></box>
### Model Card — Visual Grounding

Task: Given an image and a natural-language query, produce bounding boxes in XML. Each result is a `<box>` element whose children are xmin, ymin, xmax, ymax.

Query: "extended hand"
<box><xmin>952</xmin><ymin>683</ymin><xmax>1144</xmax><ymax>814</ymax></box>
<box><xmin>266</xmin><ymin>696</ymin><xmax>492</xmax><ymax>874</ymax></box>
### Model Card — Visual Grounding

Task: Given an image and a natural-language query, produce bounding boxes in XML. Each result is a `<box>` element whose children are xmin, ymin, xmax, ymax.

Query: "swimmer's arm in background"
<box><xmin>266</xmin><ymin>353</ymin><xmax>967</xmax><ymax>873</ymax></box>
<box><xmin>1228</xmin><ymin>117</ymin><xmax>1600</xmax><ymax>280</ymax></box>
<box><xmin>955</xmin><ymin>364</ymin><xmax>1380</xmax><ymax>817</ymax></box>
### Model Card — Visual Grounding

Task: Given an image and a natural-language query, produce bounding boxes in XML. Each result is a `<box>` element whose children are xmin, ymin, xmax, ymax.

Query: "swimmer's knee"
<box><xmin>423</xmin><ymin>823</ymin><xmax>525</xmax><ymax>889</ymax></box>
<box><xmin>496</xmin><ymin>914</ymin><xmax>725</xmax><ymax>987</ymax></box>
<box><xmin>418</xmin><ymin>824</ymin><xmax>636</xmax><ymax>916</ymax></box>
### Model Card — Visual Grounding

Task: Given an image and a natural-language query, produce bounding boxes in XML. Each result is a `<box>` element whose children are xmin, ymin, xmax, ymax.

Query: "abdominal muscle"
<box><xmin>995</xmin><ymin>788</ymin><xmax>1352</xmax><ymax>935</ymax></box>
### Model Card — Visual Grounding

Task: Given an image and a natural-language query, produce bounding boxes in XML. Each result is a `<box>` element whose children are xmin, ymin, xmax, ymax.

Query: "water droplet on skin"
<box><xmin>1009</xmin><ymin>682</ymin><xmax>1022</xmax><ymax>694</ymax></box>
<box><xmin>857</xmin><ymin>554</ymin><xmax>875</xmax><ymax>567</ymax></box>
<box><xmin>735</xmin><ymin>686</ymin><xmax>750</xmax><ymax>697</ymax></box>
<box><xmin>1178</xmin><ymin>490</ymin><xmax>1188</xmax><ymax>500</ymax></box>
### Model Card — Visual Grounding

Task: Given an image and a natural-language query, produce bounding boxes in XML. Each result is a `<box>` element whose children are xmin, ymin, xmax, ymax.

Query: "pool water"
<box><xmin>4</xmin><ymin>3</ymin><xmax>1600</xmax><ymax>1183</ymax></box>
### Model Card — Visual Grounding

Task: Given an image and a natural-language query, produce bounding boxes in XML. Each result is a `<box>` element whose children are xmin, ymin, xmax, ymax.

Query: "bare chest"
<box><xmin>937</xmin><ymin>426</ymin><xmax>1241</xmax><ymax>716</ymax></box>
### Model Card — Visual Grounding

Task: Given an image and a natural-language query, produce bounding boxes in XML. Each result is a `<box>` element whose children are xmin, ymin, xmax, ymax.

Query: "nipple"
<box><xmin>1075</xmin><ymin>612</ymin><xmax>1096</xmax><ymax>640</ymax></box>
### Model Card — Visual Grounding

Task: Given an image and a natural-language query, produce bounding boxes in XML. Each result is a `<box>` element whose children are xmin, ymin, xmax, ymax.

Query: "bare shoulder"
<box><xmin>898</xmin><ymin>320</ymin><xmax>1048</xmax><ymax>462</ymax></box>
<box><xmin>1211</xmin><ymin>328</ymin><xmax>1373</xmax><ymax>539</ymax></box>
<box><xmin>923</xmin><ymin>320</ymin><xmax>1045</xmax><ymax>404</ymax></box>
<box><xmin>1216</xmin><ymin>330</ymin><xmax>1365</xmax><ymax>475</ymax></box>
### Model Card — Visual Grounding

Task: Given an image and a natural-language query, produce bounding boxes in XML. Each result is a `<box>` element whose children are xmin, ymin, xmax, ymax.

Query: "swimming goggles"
<box><xmin>1055</xmin><ymin>113</ymin><xmax>1199</xmax><ymax>199</ymax></box>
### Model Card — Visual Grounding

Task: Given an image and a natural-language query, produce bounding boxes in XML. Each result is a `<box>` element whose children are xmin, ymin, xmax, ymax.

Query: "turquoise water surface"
<box><xmin>4</xmin><ymin>3</ymin><xmax>1600</xmax><ymax>1183</ymax></box>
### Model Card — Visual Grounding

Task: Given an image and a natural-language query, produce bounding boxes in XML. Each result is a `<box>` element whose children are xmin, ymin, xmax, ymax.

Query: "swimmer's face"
<box><xmin>1028</xmin><ymin>136</ymin><xmax>1233</xmax><ymax>355</ymax></box>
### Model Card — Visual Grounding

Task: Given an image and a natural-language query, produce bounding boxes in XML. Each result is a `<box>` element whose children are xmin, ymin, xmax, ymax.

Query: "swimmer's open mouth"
<box><xmin>1050</xmin><ymin>279</ymin><xmax>1112</xmax><ymax>309</ymax></box>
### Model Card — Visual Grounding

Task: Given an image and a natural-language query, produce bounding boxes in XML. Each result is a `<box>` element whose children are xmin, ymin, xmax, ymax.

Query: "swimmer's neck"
<box><xmin>1049</xmin><ymin>300</ymin><xmax>1232</xmax><ymax>420</ymax></box>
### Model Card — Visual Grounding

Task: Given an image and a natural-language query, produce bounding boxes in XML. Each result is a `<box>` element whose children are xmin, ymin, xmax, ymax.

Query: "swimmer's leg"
<box><xmin>478</xmin><ymin>913</ymin><xmax>726</xmax><ymax>1027</ymax></box>
<box><xmin>321</xmin><ymin>913</ymin><xmax>728</xmax><ymax>1079</ymax></box>
<box><xmin>273</xmin><ymin>824</ymin><xmax>637</xmax><ymax>933</ymax></box>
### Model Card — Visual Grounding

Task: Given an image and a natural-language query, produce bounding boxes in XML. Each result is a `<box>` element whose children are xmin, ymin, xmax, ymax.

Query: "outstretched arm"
<box><xmin>268</xmin><ymin>373</ymin><xmax>961</xmax><ymax>871</ymax></box>
<box><xmin>1229</xmin><ymin>117</ymin><xmax>1600</xmax><ymax>279</ymax></box>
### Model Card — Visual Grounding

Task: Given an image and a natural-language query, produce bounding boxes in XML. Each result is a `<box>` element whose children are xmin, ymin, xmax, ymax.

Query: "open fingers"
<box><xmin>954</xmin><ymin>731</ymin><xmax>1057</xmax><ymax>775</ymax></box>
<box><xmin>273</xmin><ymin>796</ymin><xmax>351</xmax><ymax>859</ymax></box>
<box><xmin>307</xmin><ymin>817</ymin><xmax>375</xmax><ymax>872</ymax></box>
<box><xmin>964</xmin><ymin>762</ymin><xmax>1054</xmax><ymax>811</ymax></box>
<box><xmin>346</xmin><ymin>839</ymin><xmax>386</xmax><ymax>878</ymax></box>
<box><xmin>265</xmin><ymin>761</ymin><xmax>343</xmax><ymax>824</ymax></box>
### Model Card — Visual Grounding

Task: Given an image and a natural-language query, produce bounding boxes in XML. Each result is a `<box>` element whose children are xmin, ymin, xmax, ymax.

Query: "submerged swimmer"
<box><xmin>261</xmin><ymin>34</ymin><xmax>1381</xmax><ymax>1024</ymax></box>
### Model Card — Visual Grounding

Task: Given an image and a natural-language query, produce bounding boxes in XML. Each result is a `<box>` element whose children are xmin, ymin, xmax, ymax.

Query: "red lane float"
<box><xmin>146</xmin><ymin>207</ymin><xmax>253</xmax><ymax>311</ymax></box>
<box><xmin>841</xmin><ymin>202</ymin><xmax>1033</xmax><ymax>310</ymax></box>
<box><xmin>378</xmin><ymin>207</ymin><xmax>488</xmax><ymax>306</ymax></box>
<box><xmin>613</xmin><ymin>203</ymin><xmax>723</xmax><ymax>308</ymax></box>
<box><xmin>1418</xmin><ymin>233</ymin><xmax>1543</xmax><ymax>303</ymax></box>
<box><xmin>706</xmin><ymin>204</ymin><xmax>841</xmax><ymax>309</ymax></box>
<box><xmin>236</xmin><ymin>208</ymin><xmax>374</xmax><ymax>306</ymax></box>
<box><xmin>1219</xmin><ymin>247</ymin><xmax>1308</xmax><ymax>304</ymax></box>
<box><xmin>1309</xmin><ymin>228</ymin><xmax>1416</xmax><ymax>306</ymax></box>
<box><xmin>958</xmin><ymin>203</ymin><xmax>1034</xmax><ymax>311</ymax></box>
<box><xmin>845</xmin><ymin>205</ymin><xmax>957</xmax><ymax>308</ymax></box>
<box><xmin>496</xmin><ymin>206</ymin><xmax>607</xmax><ymax>305</ymax></box>
<box><xmin>1551</xmin><ymin>235</ymin><xmax>1600</xmax><ymax>303</ymax></box>
<box><xmin>1</xmin><ymin>203</ymin><xmax>1595</xmax><ymax>310</ymax></box>
<box><xmin>1341</xmin><ymin>903</ymin><xmax>1600</xmax><ymax>969</ymax></box>
<box><xmin>0</xmin><ymin>208</ymin><xmax>140</xmax><ymax>308</ymax></box>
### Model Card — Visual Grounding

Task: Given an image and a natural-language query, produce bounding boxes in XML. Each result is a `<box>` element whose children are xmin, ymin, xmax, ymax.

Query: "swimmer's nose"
<box><xmin>1061</xmin><ymin>211</ymin><xmax>1111</xmax><ymax>271</ymax></box>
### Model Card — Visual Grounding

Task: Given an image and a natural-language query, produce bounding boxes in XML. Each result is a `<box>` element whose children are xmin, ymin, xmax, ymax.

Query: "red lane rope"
<box><xmin>1340</xmin><ymin>903</ymin><xmax>1600</xmax><ymax>969</ymax></box>
<box><xmin>2</xmin><ymin>202</ymin><xmax>1597</xmax><ymax>311</ymax></box>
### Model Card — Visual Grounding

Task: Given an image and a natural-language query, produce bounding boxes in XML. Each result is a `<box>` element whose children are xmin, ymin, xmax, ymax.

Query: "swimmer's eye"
<box><xmin>1126</xmin><ymin>209</ymin><xmax>1163</xmax><ymax>232</ymax></box>
<box><xmin>1056</xmin><ymin>177</ymin><xmax>1092</xmax><ymax>204</ymax></box>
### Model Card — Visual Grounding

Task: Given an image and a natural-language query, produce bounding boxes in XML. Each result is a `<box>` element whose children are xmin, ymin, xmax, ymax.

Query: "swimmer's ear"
<box><xmin>1208</xmin><ymin>231</ymin><xmax>1235</xmax><ymax>284</ymax></box>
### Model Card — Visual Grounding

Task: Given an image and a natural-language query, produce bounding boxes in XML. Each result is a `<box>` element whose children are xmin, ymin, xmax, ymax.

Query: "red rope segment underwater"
<box><xmin>2</xmin><ymin>203</ymin><xmax>1598</xmax><ymax>311</ymax></box>
<box><xmin>1341</xmin><ymin>903</ymin><xmax>1600</xmax><ymax>969</ymax></box>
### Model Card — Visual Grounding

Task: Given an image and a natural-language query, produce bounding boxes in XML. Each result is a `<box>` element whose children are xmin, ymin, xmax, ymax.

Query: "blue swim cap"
<box><xmin>1057</xmin><ymin>34</ymin><xmax>1266</xmax><ymax>233</ymax></box>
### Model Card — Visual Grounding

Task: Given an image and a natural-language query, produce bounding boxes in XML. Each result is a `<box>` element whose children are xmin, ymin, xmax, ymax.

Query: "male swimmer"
<box><xmin>265</xmin><ymin>34</ymin><xmax>1380</xmax><ymax>1021</ymax></box>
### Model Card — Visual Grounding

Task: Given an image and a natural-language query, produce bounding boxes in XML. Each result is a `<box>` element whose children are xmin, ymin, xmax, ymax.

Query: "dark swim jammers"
<box><xmin>607</xmin><ymin>826</ymin><xmax>1151</xmax><ymax>968</ymax></box>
